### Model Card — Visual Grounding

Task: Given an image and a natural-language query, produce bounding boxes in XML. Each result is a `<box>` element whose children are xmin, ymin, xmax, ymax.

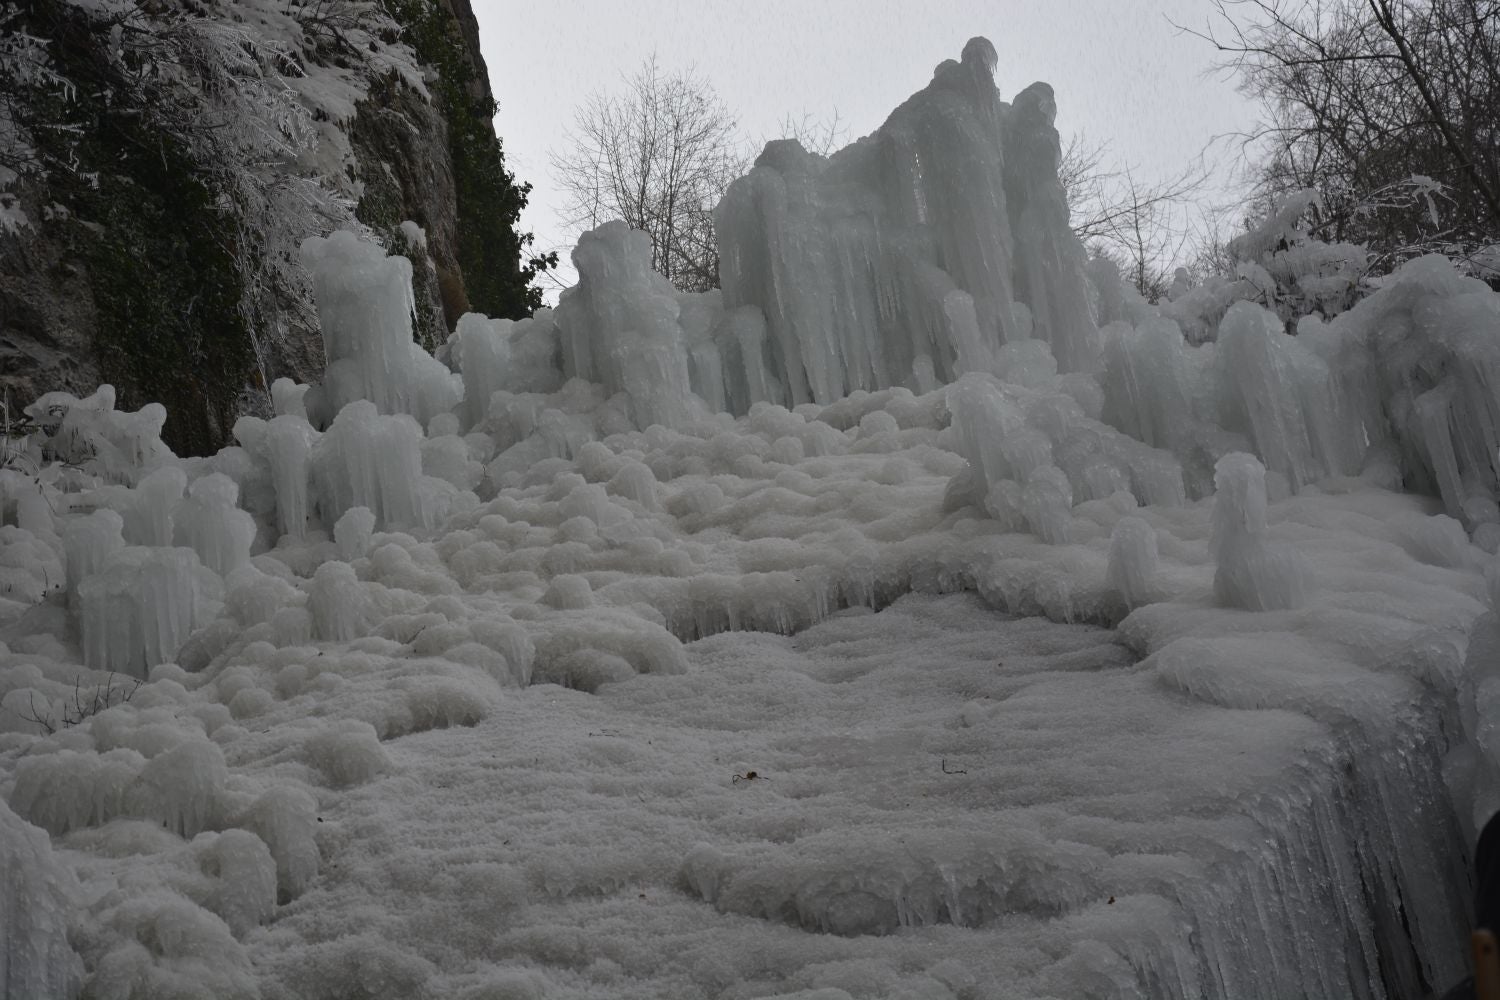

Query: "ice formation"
<box><xmin>300</xmin><ymin>230</ymin><xmax>461</xmax><ymax>427</ymax></box>
<box><xmin>1210</xmin><ymin>452</ymin><xmax>1310</xmax><ymax>611</ymax></box>
<box><xmin>554</xmin><ymin>222</ymin><xmax>702</xmax><ymax>429</ymax></box>
<box><xmin>5</xmin><ymin>34</ymin><xmax>1500</xmax><ymax>1000</ymax></box>
<box><xmin>1</xmin><ymin>799</ymin><xmax>83</xmax><ymax>999</ymax></box>
<box><xmin>1106</xmin><ymin>515</ymin><xmax>1159</xmax><ymax>609</ymax></box>
<box><xmin>310</xmin><ymin>401</ymin><xmax>433</xmax><ymax>531</ymax></box>
<box><xmin>712</xmin><ymin>38</ymin><xmax>1098</xmax><ymax>407</ymax></box>
<box><xmin>78</xmin><ymin>547</ymin><xmax>215</xmax><ymax>677</ymax></box>
<box><xmin>174</xmin><ymin>474</ymin><xmax>255</xmax><ymax>577</ymax></box>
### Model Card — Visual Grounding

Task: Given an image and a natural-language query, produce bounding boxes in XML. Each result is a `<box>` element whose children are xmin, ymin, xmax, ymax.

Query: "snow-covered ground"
<box><xmin>5</xmin><ymin>34</ymin><xmax>1500</xmax><ymax>1000</ymax></box>
<box><xmin>1</xmin><ymin>407</ymin><xmax>1489</xmax><ymax>999</ymax></box>
<box><xmin>241</xmin><ymin>578</ymin><xmax>1475</xmax><ymax>1000</ymax></box>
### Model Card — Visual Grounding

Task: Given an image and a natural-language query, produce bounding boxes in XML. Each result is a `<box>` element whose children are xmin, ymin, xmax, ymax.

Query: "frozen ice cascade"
<box><xmin>2</xmin><ymin>35</ymin><xmax>1499</xmax><ymax>1000</ymax></box>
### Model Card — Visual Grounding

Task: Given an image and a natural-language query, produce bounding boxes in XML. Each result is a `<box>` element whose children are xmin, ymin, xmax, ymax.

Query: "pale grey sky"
<box><xmin>473</xmin><ymin>1</ymin><xmax>1258</xmax><ymax>295</ymax></box>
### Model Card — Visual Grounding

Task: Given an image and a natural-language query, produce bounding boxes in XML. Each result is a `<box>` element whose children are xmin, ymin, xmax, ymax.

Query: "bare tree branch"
<box><xmin>1177</xmin><ymin>0</ymin><xmax>1500</xmax><ymax>274</ymax></box>
<box><xmin>550</xmin><ymin>57</ymin><xmax>745</xmax><ymax>292</ymax></box>
<box><xmin>1061</xmin><ymin>133</ymin><xmax>1211</xmax><ymax>299</ymax></box>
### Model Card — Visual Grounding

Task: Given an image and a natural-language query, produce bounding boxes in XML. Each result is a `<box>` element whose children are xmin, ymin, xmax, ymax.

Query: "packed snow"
<box><xmin>2</xmin><ymin>35</ymin><xmax>1499</xmax><ymax>1000</ymax></box>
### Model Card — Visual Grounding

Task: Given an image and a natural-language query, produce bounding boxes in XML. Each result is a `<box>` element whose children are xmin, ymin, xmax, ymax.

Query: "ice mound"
<box><xmin>299</xmin><ymin>230</ymin><xmax>461</xmax><ymax>427</ymax></box>
<box><xmin>1211</xmin><ymin>453</ymin><xmax>1311</xmax><ymax>611</ymax></box>
<box><xmin>86</xmin><ymin>890</ymin><xmax>258</xmax><ymax>1000</ymax></box>
<box><xmin>236</xmin><ymin>786</ymin><xmax>319</xmax><ymax>902</ymax></box>
<box><xmin>10</xmin><ymin>731</ymin><xmax>231</xmax><ymax>838</ymax></box>
<box><xmin>0</xmin><ymin>524</ymin><xmax>62</xmax><ymax>604</ymax></box>
<box><xmin>682</xmin><ymin>824</ymin><xmax>1105</xmax><ymax>936</ymax></box>
<box><xmin>945</xmin><ymin>371</ymin><xmax>1185</xmax><ymax>524</ymax></box>
<box><xmin>21</xmin><ymin>385</ymin><xmax>174</xmax><ymax>484</ymax></box>
<box><xmin>70</xmin><ymin>828</ymin><xmax>279</xmax><ymax>940</ymax></box>
<box><xmin>78</xmin><ymin>546</ymin><xmax>217</xmax><ymax>677</ymax></box>
<box><xmin>554</xmin><ymin>221</ymin><xmax>703</xmax><ymax>429</ymax></box>
<box><xmin>1</xmin><ymin>799</ymin><xmax>84</xmax><ymax>1000</ymax></box>
<box><xmin>304</xmin><ymin>719</ymin><xmax>390</xmax><ymax>788</ymax></box>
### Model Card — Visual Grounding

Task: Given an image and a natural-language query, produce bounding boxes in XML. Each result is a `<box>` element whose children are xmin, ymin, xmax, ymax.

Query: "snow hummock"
<box><xmin>1</xmin><ymin>798</ymin><xmax>83</xmax><ymax>999</ymax></box>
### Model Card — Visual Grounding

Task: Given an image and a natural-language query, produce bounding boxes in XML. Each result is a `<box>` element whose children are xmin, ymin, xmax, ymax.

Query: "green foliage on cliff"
<box><xmin>85</xmin><ymin>145</ymin><xmax>253</xmax><ymax>457</ymax></box>
<box><xmin>10</xmin><ymin>0</ymin><xmax>254</xmax><ymax>455</ymax></box>
<box><xmin>382</xmin><ymin>0</ymin><xmax>556</xmax><ymax>318</ymax></box>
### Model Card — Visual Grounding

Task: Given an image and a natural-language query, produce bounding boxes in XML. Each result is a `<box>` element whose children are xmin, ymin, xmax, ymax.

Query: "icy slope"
<box><xmin>228</xmin><ymin>589</ymin><xmax>1472</xmax><ymax>1000</ymax></box>
<box><xmin>4</xmin><ymin>33</ymin><xmax>1500</xmax><ymax>1000</ymax></box>
<box><xmin>1</xmin><ymin>396</ymin><xmax>1489</xmax><ymax>998</ymax></box>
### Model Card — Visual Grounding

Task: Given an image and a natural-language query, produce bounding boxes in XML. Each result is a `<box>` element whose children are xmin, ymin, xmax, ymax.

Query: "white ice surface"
<box><xmin>2</xmin><ymin>421</ymin><xmax>1486</xmax><ymax>998</ymax></box>
<box><xmin>219</xmin><ymin>580</ymin><xmax>1470</xmax><ymax>1000</ymax></box>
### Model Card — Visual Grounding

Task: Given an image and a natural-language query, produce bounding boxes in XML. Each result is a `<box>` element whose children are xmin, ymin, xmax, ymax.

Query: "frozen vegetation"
<box><xmin>2</xmin><ymin>36</ymin><xmax>1500</xmax><ymax>1000</ymax></box>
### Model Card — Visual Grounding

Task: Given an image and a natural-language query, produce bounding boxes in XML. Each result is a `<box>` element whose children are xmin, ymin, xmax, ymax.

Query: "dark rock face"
<box><xmin>440</xmin><ymin>0</ymin><xmax>493</xmax><ymax>105</ymax></box>
<box><xmin>350</xmin><ymin>72</ymin><xmax>463</xmax><ymax>348</ymax></box>
<box><xmin>0</xmin><ymin>185</ymin><xmax>101</xmax><ymax>412</ymax></box>
<box><xmin>0</xmin><ymin>0</ymin><xmax>522</xmax><ymax>453</ymax></box>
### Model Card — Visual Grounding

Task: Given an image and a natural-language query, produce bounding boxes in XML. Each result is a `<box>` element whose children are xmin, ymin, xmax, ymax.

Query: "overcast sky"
<box><xmin>472</xmin><ymin>1</ymin><xmax>1259</xmax><ymax>297</ymax></box>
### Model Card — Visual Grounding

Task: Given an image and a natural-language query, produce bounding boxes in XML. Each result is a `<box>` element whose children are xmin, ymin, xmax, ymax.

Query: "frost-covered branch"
<box><xmin>1177</xmin><ymin>0</ymin><xmax>1500</xmax><ymax>275</ymax></box>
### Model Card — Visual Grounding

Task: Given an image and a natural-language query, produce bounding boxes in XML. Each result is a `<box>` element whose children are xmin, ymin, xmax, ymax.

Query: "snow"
<box><xmin>0</xmin><ymin>191</ymin><xmax>29</xmax><ymax>236</ymax></box>
<box><xmin>1</xmin><ymin>798</ymin><xmax>83</xmax><ymax>999</ymax></box>
<box><xmin>3</xmin><ymin>34</ymin><xmax>1500</xmax><ymax>1000</ymax></box>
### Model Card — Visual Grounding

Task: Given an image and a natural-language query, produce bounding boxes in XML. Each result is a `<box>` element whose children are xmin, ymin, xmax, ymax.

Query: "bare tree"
<box><xmin>1060</xmin><ymin>133</ymin><xmax>1209</xmax><ymax>299</ymax></box>
<box><xmin>551</xmin><ymin>57</ymin><xmax>744</xmax><ymax>292</ymax></box>
<box><xmin>1177</xmin><ymin>0</ymin><xmax>1500</xmax><ymax>275</ymax></box>
<box><xmin>763</xmin><ymin>109</ymin><xmax>849</xmax><ymax>156</ymax></box>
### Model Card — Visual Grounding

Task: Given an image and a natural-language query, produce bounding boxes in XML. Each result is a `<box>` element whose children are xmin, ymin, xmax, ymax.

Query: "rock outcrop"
<box><xmin>0</xmin><ymin>0</ymin><xmax>536</xmax><ymax>453</ymax></box>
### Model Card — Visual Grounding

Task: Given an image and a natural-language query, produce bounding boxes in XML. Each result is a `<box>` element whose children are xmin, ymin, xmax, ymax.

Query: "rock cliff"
<box><xmin>0</xmin><ymin>0</ymin><xmax>539</xmax><ymax>453</ymax></box>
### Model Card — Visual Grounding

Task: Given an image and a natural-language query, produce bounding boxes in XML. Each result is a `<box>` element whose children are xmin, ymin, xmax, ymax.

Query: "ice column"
<box><xmin>310</xmin><ymin>400</ymin><xmax>430</xmax><ymax>531</ymax></box>
<box><xmin>310</xmin><ymin>561</ymin><xmax>365</xmax><ymax>642</ymax></box>
<box><xmin>78</xmin><ymin>546</ymin><xmax>208</xmax><ymax>676</ymax></box>
<box><xmin>1003</xmin><ymin>81</ymin><xmax>1100</xmax><ymax>372</ymax></box>
<box><xmin>173</xmin><ymin>473</ymin><xmax>255</xmax><ymax>577</ymax></box>
<box><xmin>1211</xmin><ymin>452</ymin><xmax>1310</xmax><ymax>611</ymax></box>
<box><xmin>1107</xmin><ymin>516</ymin><xmax>1159</xmax><ymax>609</ymax></box>
<box><xmin>454</xmin><ymin>313</ymin><xmax>512</xmax><ymax>430</ymax></box>
<box><xmin>62</xmin><ymin>509</ymin><xmax>124</xmax><ymax>604</ymax></box>
<box><xmin>553</xmin><ymin>222</ymin><xmax>697</xmax><ymax>429</ymax></box>
<box><xmin>264</xmin><ymin>415</ymin><xmax>318</xmax><ymax>540</ymax></box>
<box><xmin>1217</xmin><ymin>301</ymin><xmax>1340</xmax><ymax>491</ymax></box>
<box><xmin>300</xmin><ymin>231</ymin><xmax>461</xmax><ymax>427</ymax></box>
<box><xmin>124</xmin><ymin>465</ymin><xmax>187</xmax><ymax>546</ymax></box>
